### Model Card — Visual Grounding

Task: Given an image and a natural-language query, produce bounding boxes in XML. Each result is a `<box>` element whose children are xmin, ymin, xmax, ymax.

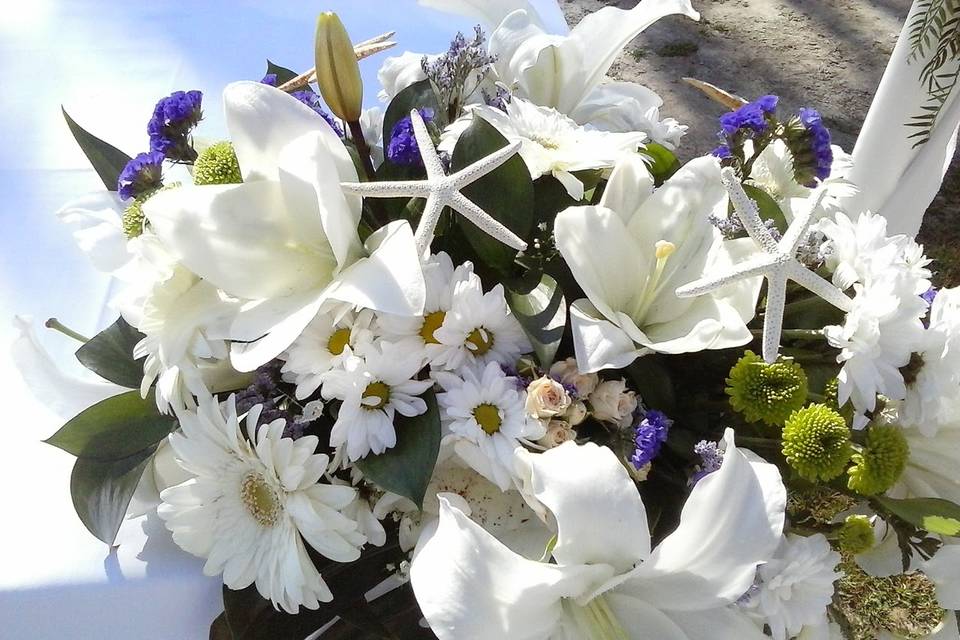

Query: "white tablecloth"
<box><xmin>0</xmin><ymin>1</ymin><xmax>564</xmax><ymax>637</ymax></box>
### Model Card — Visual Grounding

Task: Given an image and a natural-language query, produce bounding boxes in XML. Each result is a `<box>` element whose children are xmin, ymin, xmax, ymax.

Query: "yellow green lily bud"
<box><xmin>314</xmin><ymin>12</ymin><xmax>363</xmax><ymax>122</ymax></box>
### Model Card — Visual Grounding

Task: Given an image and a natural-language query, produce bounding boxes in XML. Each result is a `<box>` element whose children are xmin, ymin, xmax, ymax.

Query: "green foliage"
<box><xmin>264</xmin><ymin>60</ymin><xmax>301</xmax><ymax>87</ymax></box>
<box><xmin>641</xmin><ymin>143</ymin><xmax>680</xmax><ymax>186</ymax></box>
<box><xmin>725</xmin><ymin>350</ymin><xmax>808</xmax><ymax>426</ymax></box>
<box><xmin>741</xmin><ymin>183</ymin><xmax>788</xmax><ymax>234</ymax></box>
<box><xmin>876</xmin><ymin>495</ymin><xmax>960</xmax><ymax>536</ymax></box>
<box><xmin>62</xmin><ymin>107</ymin><xmax>132</xmax><ymax>191</ymax></box>
<box><xmin>506</xmin><ymin>272</ymin><xmax>566</xmax><ymax>367</ymax></box>
<box><xmin>382</xmin><ymin>79</ymin><xmax>443</xmax><ymax>150</ymax></box>
<box><xmin>75</xmin><ymin>317</ymin><xmax>146</xmax><ymax>388</ymax></box>
<box><xmin>357</xmin><ymin>390</ymin><xmax>441</xmax><ymax>509</ymax></box>
<box><xmin>71</xmin><ymin>446</ymin><xmax>156</xmax><ymax>545</ymax></box>
<box><xmin>847</xmin><ymin>425</ymin><xmax>910</xmax><ymax>496</ymax></box>
<box><xmin>450</xmin><ymin>117</ymin><xmax>535</xmax><ymax>273</ymax></box>
<box><xmin>782</xmin><ymin>403</ymin><xmax>853</xmax><ymax>481</ymax></box>
<box><xmin>905</xmin><ymin>0</ymin><xmax>960</xmax><ymax>147</ymax></box>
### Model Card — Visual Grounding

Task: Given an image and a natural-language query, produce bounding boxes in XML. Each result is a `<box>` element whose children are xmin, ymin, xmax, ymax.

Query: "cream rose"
<box><xmin>589</xmin><ymin>379</ymin><xmax>637</xmax><ymax>428</ymax></box>
<box><xmin>525</xmin><ymin>376</ymin><xmax>572</xmax><ymax>419</ymax></box>
<box><xmin>549</xmin><ymin>357</ymin><xmax>600</xmax><ymax>397</ymax></box>
<box><xmin>536</xmin><ymin>420</ymin><xmax>577</xmax><ymax>449</ymax></box>
<box><xmin>563</xmin><ymin>400</ymin><xmax>588</xmax><ymax>427</ymax></box>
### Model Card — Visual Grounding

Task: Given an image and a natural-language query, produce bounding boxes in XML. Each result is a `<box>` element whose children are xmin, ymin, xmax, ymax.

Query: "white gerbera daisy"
<box><xmin>439</xmin><ymin>96</ymin><xmax>646</xmax><ymax>200</ymax></box>
<box><xmin>431</xmin><ymin>276</ymin><xmax>531</xmax><ymax>372</ymax></box>
<box><xmin>157</xmin><ymin>394</ymin><xmax>366</xmax><ymax>613</ymax></box>
<box><xmin>321</xmin><ymin>341</ymin><xmax>432</xmax><ymax>462</ymax></box>
<box><xmin>376</xmin><ymin>252</ymin><xmax>475</xmax><ymax>365</ymax></box>
<box><xmin>435</xmin><ymin>362</ymin><xmax>545</xmax><ymax>490</ymax></box>
<box><xmin>739</xmin><ymin>534</ymin><xmax>841</xmax><ymax>640</ymax></box>
<box><xmin>281</xmin><ymin>306</ymin><xmax>376</xmax><ymax>400</ymax></box>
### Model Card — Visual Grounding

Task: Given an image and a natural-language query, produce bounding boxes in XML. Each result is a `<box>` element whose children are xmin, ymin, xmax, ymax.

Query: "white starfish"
<box><xmin>340</xmin><ymin>109</ymin><xmax>527</xmax><ymax>257</ymax></box>
<box><xmin>675</xmin><ymin>167</ymin><xmax>852</xmax><ymax>363</ymax></box>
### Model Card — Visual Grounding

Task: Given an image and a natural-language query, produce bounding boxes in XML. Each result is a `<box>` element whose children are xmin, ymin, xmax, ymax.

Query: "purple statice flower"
<box><xmin>260</xmin><ymin>73</ymin><xmax>278</xmax><ymax>87</ymax></box>
<box><xmin>690</xmin><ymin>439</ymin><xmax>724</xmax><ymax>484</ymax></box>
<box><xmin>422</xmin><ymin>25</ymin><xmax>497</xmax><ymax>114</ymax></box>
<box><xmin>117</xmin><ymin>151</ymin><xmax>164</xmax><ymax>200</ymax></box>
<box><xmin>289</xmin><ymin>90</ymin><xmax>345</xmax><ymax>137</ymax></box>
<box><xmin>387</xmin><ymin>108</ymin><xmax>435</xmax><ymax>167</ymax></box>
<box><xmin>711</xmin><ymin>144</ymin><xmax>733</xmax><ymax>159</ymax></box>
<box><xmin>922</xmin><ymin>286</ymin><xmax>938</xmax><ymax>306</ymax></box>
<box><xmin>718</xmin><ymin>95</ymin><xmax>778</xmax><ymax>136</ymax></box>
<box><xmin>482</xmin><ymin>84</ymin><xmax>512</xmax><ymax>111</ymax></box>
<box><xmin>234</xmin><ymin>360</ymin><xmax>298</xmax><ymax>438</ymax></box>
<box><xmin>797</xmin><ymin>107</ymin><xmax>833</xmax><ymax>182</ymax></box>
<box><xmin>147</xmin><ymin>90</ymin><xmax>203</xmax><ymax>162</ymax></box>
<box><xmin>629</xmin><ymin>409</ymin><xmax>672</xmax><ymax>470</ymax></box>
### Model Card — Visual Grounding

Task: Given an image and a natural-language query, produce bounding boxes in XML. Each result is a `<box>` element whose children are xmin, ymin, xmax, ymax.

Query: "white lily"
<box><xmin>554</xmin><ymin>154</ymin><xmax>761</xmax><ymax>372</ymax></box>
<box><xmin>418</xmin><ymin>0</ymin><xmax>698</xmax><ymax>139</ymax></box>
<box><xmin>410</xmin><ymin>430</ymin><xmax>785</xmax><ymax>639</ymax></box>
<box><xmin>143</xmin><ymin>81</ymin><xmax>425</xmax><ymax>372</ymax></box>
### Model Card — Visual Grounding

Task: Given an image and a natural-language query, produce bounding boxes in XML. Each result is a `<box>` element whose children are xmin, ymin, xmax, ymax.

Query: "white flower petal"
<box><xmin>569</xmin><ymin>299</ymin><xmax>645</xmax><ymax>373</ymax></box>
<box><xmin>55</xmin><ymin>191</ymin><xmax>130</xmax><ymax>274</ymax></box>
<box><xmin>923</xmin><ymin>544</ymin><xmax>960</xmax><ymax>609</ymax></box>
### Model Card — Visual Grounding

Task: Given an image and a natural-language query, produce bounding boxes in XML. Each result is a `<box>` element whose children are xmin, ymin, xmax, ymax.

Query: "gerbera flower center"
<box><xmin>465</xmin><ymin>327</ymin><xmax>495</xmax><ymax>355</ymax></box>
<box><xmin>327</xmin><ymin>327</ymin><xmax>352</xmax><ymax>355</ymax></box>
<box><xmin>240</xmin><ymin>472</ymin><xmax>282</xmax><ymax>527</ymax></box>
<box><xmin>473</xmin><ymin>403</ymin><xmax>502</xmax><ymax>434</ymax></box>
<box><xmin>362</xmin><ymin>381</ymin><xmax>391</xmax><ymax>410</ymax></box>
<box><xmin>419</xmin><ymin>310</ymin><xmax>446</xmax><ymax>345</ymax></box>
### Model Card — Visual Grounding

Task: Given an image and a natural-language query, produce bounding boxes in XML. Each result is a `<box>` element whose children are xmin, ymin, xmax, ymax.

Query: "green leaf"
<box><xmin>626</xmin><ymin>355</ymin><xmax>676</xmax><ymax>412</ymax></box>
<box><xmin>641</xmin><ymin>143</ymin><xmax>680</xmax><ymax>186</ymax></box>
<box><xmin>506</xmin><ymin>272</ymin><xmax>566</xmax><ymax>367</ymax></box>
<box><xmin>357</xmin><ymin>390</ymin><xmax>441</xmax><ymax>509</ymax></box>
<box><xmin>71</xmin><ymin>445</ymin><xmax>155</xmax><ymax>545</ymax></box>
<box><xmin>45</xmin><ymin>390</ymin><xmax>175</xmax><ymax>460</ymax></box>
<box><xmin>62</xmin><ymin>108</ymin><xmax>132</xmax><ymax>191</ymax></box>
<box><xmin>382</xmin><ymin>79</ymin><xmax>442</xmax><ymax>147</ymax></box>
<box><xmin>209</xmin><ymin>613</ymin><xmax>232</xmax><ymax>640</ymax></box>
<box><xmin>450</xmin><ymin>117</ymin><xmax>535</xmax><ymax>273</ymax></box>
<box><xmin>75</xmin><ymin>317</ymin><xmax>146</xmax><ymax>388</ymax></box>
<box><xmin>264</xmin><ymin>60</ymin><xmax>301</xmax><ymax>87</ymax></box>
<box><xmin>877</xmin><ymin>496</ymin><xmax>960</xmax><ymax>536</ymax></box>
<box><xmin>737</xmin><ymin>184</ymin><xmax>788</xmax><ymax>233</ymax></box>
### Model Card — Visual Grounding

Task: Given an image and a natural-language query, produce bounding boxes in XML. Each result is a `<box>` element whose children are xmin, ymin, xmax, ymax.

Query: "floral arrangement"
<box><xmin>19</xmin><ymin>1</ymin><xmax>960</xmax><ymax>638</ymax></box>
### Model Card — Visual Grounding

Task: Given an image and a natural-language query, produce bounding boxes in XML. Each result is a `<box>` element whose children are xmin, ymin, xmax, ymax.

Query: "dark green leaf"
<box><xmin>382</xmin><ymin>79</ymin><xmax>442</xmax><ymax>147</ymax></box>
<box><xmin>264</xmin><ymin>60</ymin><xmax>301</xmax><ymax>87</ymax></box>
<box><xmin>45</xmin><ymin>390</ymin><xmax>175</xmax><ymax>460</ymax></box>
<box><xmin>738</xmin><ymin>184</ymin><xmax>788</xmax><ymax>233</ymax></box>
<box><xmin>71</xmin><ymin>445</ymin><xmax>155</xmax><ymax>545</ymax></box>
<box><xmin>75</xmin><ymin>317</ymin><xmax>146</xmax><ymax>388</ymax></box>
<box><xmin>506</xmin><ymin>272</ymin><xmax>566</xmax><ymax>367</ymax></box>
<box><xmin>641</xmin><ymin>142</ymin><xmax>681</xmax><ymax>186</ymax></box>
<box><xmin>209</xmin><ymin>613</ymin><xmax>232</xmax><ymax>640</ymax></box>
<box><xmin>62</xmin><ymin>108</ymin><xmax>132</xmax><ymax>191</ymax></box>
<box><xmin>450</xmin><ymin>117</ymin><xmax>535</xmax><ymax>273</ymax></box>
<box><xmin>626</xmin><ymin>355</ymin><xmax>676</xmax><ymax>413</ymax></box>
<box><xmin>877</xmin><ymin>496</ymin><xmax>960</xmax><ymax>536</ymax></box>
<box><xmin>358</xmin><ymin>390</ymin><xmax>440</xmax><ymax>509</ymax></box>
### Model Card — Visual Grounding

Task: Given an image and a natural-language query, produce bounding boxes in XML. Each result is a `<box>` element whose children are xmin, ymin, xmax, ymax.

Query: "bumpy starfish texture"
<box><xmin>676</xmin><ymin>167</ymin><xmax>852</xmax><ymax>363</ymax></box>
<box><xmin>340</xmin><ymin>109</ymin><xmax>527</xmax><ymax>256</ymax></box>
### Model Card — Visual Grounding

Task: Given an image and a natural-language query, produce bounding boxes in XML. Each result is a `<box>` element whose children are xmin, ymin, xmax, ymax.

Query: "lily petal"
<box><xmin>410</xmin><ymin>496</ymin><xmax>613</xmax><ymax>640</ymax></box>
<box><xmin>569</xmin><ymin>299</ymin><xmax>646</xmax><ymax>373</ymax></box>
<box><xmin>55</xmin><ymin>192</ymin><xmax>130</xmax><ymax>274</ymax></box>
<box><xmin>229</xmin><ymin>293</ymin><xmax>326</xmax><ymax>373</ymax></box>
<box><xmin>599</xmin><ymin>152</ymin><xmax>655</xmax><ymax>224</ymax></box>
<box><xmin>418</xmin><ymin>0</ymin><xmax>552</xmax><ymax>31</ymax></box>
<box><xmin>923</xmin><ymin>544</ymin><xmax>960</xmax><ymax>609</ymax></box>
<box><xmin>660</xmin><ymin>605</ymin><xmax>769</xmax><ymax>640</ymax></box>
<box><xmin>516</xmin><ymin>441</ymin><xmax>651</xmax><ymax>573</ymax></box>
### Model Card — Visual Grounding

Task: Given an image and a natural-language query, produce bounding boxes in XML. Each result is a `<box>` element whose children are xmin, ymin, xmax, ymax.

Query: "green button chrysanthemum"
<box><xmin>726</xmin><ymin>350</ymin><xmax>809</xmax><ymax>426</ymax></box>
<box><xmin>838</xmin><ymin>515</ymin><xmax>875</xmax><ymax>554</ymax></box>
<box><xmin>782</xmin><ymin>403</ymin><xmax>852</xmax><ymax>482</ymax></box>
<box><xmin>193</xmin><ymin>141</ymin><xmax>242</xmax><ymax>186</ymax></box>
<box><xmin>121</xmin><ymin>182</ymin><xmax>181</xmax><ymax>239</ymax></box>
<box><xmin>847</xmin><ymin>425</ymin><xmax>909</xmax><ymax>496</ymax></box>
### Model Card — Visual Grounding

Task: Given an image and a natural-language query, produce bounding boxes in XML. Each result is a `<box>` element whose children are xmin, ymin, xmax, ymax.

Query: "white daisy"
<box><xmin>439</xmin><ymin>96</ymin><xmax>646</xmax><ymax>200</ymax></box>
<box><xmin>431</xmin><ymin>276</ymin><xmax>531</xmax><ymax>372</ymax></box>
<box><xmin>376</xmin><ymin>252</ymin><xmax>475</xmax><ymax>365</ymax></box>
<box><xmin>281</xmin><ymin>306</ymin><xmax>376</xmax><ymax>400</ymax></box>
<box><xmin>157</xmin><ymin>394</ymin><xmax>366</xmax><ymax>613</ymax></box>
<box><xmin>435</xmin><ymin>362</ymin><xmax>545</xmax><ymax>490</ymax></box>
<box><xmin>739</xmin><ymin>534</ymin><xmax>842</xmax><ymax>640</ymax></box>
<box><xmin>818</xmin><ymin>211</ymin><xmax>905</xmax><ymax>290</ymax></box>
<box><xmin>321</xmin><ymin>341</ymin><xmax>432</xmax><ymax>462</ymax></box>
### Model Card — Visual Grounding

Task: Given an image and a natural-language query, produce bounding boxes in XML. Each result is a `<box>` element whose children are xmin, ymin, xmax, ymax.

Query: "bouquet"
<box><xmin>18</xmin><ymin>0</ymin><xmax>960</xmax><ymax>638</ymax></box>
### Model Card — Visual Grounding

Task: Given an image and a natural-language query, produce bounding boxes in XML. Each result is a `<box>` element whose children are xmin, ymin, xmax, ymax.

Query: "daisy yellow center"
<box><xmin>465</xmin><ymin>327</ymin><xmax>494</xmax><ymax>356</ymax></box>
<box><xmin>240</xmin><ymin>472</ymin><xmax>282</xmax><ymax>527</ymax></box>
<box><xmin>419</xmin><ymin>310</ymin><xmax>446</xmax><ymax>345</ymax></box>
<box><xmin>327</xmin><ymin>327</ymin><xmax>352</xmax><ymax>356</ymax></box>
<box><xmin>362</xmin><ymin>381</ymin><xmax>391</xmax><ymax>410</ymax></box>
<box><xmin>473</xmin><ymin>403</ymin><xmax>502</xmax><ymax>435</ymax></box>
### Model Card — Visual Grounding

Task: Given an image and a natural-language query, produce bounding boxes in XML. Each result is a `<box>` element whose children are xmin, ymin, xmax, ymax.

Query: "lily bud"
<box><xmin>314</xmin><ymin>12</ymin><xmax>363</xmax><ymax>122</ymax></box>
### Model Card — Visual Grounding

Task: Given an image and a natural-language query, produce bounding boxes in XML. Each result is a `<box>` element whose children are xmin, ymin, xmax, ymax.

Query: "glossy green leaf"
<box><xmin>737</xmin><ymin>184</ymin><xmax>788</xmax><ymax>233</ymax></box>
<box><xmin>506</xmin><ymin>272</ymin><xmax>566</xmax><ymax>367</ymax></box>
<box><xmin>357</xmin><ymin>390</ymin><xmax>440</xmax><ymax>509</ymax></box>
<box><xmin>382</xmin><ymin>79</ymin><xmax>442</xmax><ymax>147</ymax></box>
<box><xmin>264</xmin><ymin>60</ymin><xmax>301</xmax><ymax>87</ymax></box>
<box><xmin>641</xmin><ymin>142</ymin><xmax>680</xmax><ymax>186</ymax></box>
<box><xmin>62</xmin><ymin>108</ymin><xmax>132</xmax><ymax>191</ymax></box>
<box><xmin>626</xmin><ymin>355</ymin><xmax>676</xmax><ymax>413</ymax></box>
<box><xmin>71</xmin><ymin>445</ymin><xmax>155</xmax><ymax>545</ymax></box>
<box><xmin>75</xmin><ymin>317</ymin><xmax>146</xmax><ymax>388</ymax></box>
<box><xmin>877</xmin><ymin>496</ymin><xmax>960</xmax><ymax>536</ymax></box>
<box><xmin>45</xmin><ymin>390</ymin><xmax>175</xmax><ymax>460</ymax></box>
<box><xmin>450</xmin><ymin>117</ymin><xmax>535</xmax><ymax>273</ymax></box>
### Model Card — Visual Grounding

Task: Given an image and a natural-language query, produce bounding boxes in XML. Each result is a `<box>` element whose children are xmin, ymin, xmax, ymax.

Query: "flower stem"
<box><xmin>346</xmin><ymin>119</ymin><xmax>390</xmax><ymax>229</ymax></box>
<box><xmin>45</xmin><ymin>318</ymin><xmax>89</xmax><ymax>343</ymax></box>
<box><xmin>735</xmin><ymin>435</ymin><xmax>782</xmax><ymax>448</ymax></box>
<box><xmin>751</xmin><ymin>328</ymin><xmax>825</xmax><ymax>340</ymax></box>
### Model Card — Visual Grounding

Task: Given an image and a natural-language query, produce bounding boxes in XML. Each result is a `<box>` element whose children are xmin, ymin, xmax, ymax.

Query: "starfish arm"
<box><xmin>786</xmin><ymin>261</ymin><xmax>854</xmax><ymax>312</ymax></box>
<box><xmin>341</xmin><ymin>180</ymin><xmax>432</xmax><ymax>198</ymax></box>
<box><xmin>720</xmin><ymin>167</ymin><xmax>780</xmax><ymax>254</ymax></box>
<box><xmin>409</xmin><ymin>109</ymin><xmax>446</xmax><ymax>181</ymax></box>
<box><xmin>449</xmin><ymin>141</ymin><xmax>523</xmax><ymax>189</ymax></box>
<box><xmin>762</xmin><ymin>271</ymin><xmax>788</xmax><ymax>363</ymax></box>
<box><xmin>674</xmin><ymin>256</ymin><xmax>777</xmax><ymax>298</ymax></box>
<box><xmin>413</xmin><ymin>191</ymin><xmax>446</xmax><ymax>256</ymax></box>
<box><xmin>448</xmin><ymin>192</ymin><xmax>527</xmax><ymax>250</ymax></box>
<box><xmin>779</xmin><ymin>188</ymin><xmax>827</xmax><ymax>255</ymax></box>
